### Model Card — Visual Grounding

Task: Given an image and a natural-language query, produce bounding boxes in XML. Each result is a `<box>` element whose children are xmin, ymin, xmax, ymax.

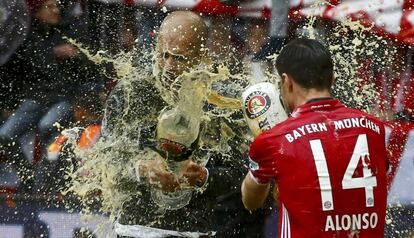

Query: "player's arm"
<box><xmin>241</xmin><ymin>172</ymin><xmax>270</xmax><ymax>210</ymax></box>
<box><xmin>241</xmin><ymin>132</ymin><xmax>275</xmax><ymax>210</ymax></box>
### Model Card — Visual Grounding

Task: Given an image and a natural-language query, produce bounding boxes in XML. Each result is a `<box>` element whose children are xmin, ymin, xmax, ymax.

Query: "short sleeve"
<box><xmin>248</xmin><ymin>131</ymin><xmax>277</xmax><ymax>184</ymax></box>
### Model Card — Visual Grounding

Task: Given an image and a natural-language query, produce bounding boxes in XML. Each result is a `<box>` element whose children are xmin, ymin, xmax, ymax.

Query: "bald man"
<box><xmin>104</xmin><ymin>11</ymin><xmax>210</xmax><ymax>191</ymax></box>
<box><xmin>102</xmin><ymin>11</ymin><xmax>266</xmax><ymax>237</ymax></box>
<box><xmin>155</xmin><ymin>11</ymin><xmax>208</xmax><ymax>79</ymax></box>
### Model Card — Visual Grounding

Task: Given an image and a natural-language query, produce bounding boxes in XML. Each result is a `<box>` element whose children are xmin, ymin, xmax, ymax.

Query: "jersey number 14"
<box><xmin>309</xmin><ymin>134</ymin><xmax>377</xmax><ymax>211</ymax></box>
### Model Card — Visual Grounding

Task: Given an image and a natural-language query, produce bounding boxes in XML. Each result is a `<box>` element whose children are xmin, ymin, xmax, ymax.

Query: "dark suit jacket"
<box><xmin>102</xmin><ymin>78</ymin><xmax>268</xmax><ymax>237</ymax></box>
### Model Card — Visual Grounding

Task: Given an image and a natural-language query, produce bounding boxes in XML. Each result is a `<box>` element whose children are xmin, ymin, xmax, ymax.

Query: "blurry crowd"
<box><xmin>1</xmin><ymin>0</ymin><xmax>108</xmax><ymax>193</ymax></box>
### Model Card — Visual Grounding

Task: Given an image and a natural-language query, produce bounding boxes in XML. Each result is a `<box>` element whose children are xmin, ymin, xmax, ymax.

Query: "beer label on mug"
<box><xmin>241</xmin><ymin>82</ymin><xmax>288</xmax><ymax>136</ymax></box>
<box><xmin>244</xmin><ymin>91</ymin><xmax>272</xmax><ymax>119</ymax></box>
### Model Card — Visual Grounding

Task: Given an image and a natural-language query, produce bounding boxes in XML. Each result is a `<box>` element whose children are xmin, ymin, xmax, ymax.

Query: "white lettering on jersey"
<box><xmin>285</xmin><ymin>133</ymin><xmax>294</xmax><ymax>142</ymax></box>
<box><xmin>285</xmin><ymin>123</ymin><xmax>328</xmax><ymax>143</ymax></box>
<box><xmin>325</xmin><ymin>213</ymin><xmax>378</xmax><ymax>231</ymax></box>
<box><xmin>334</xmin><ymin>117</ymin><xmax>380</xmax><ymax>134</ymax></box>
<box><xmin>286</xmin><ymin>118</ymin><xmax>381</xmax><ymax>143</ymax></box>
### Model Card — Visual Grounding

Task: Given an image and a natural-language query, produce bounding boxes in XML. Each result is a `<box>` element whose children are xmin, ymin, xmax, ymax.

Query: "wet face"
<box><xmin>34</xmin><ymin>0</ymin><xmax>60</xmax><ymax>25</ymax></box>
<box><xmin>156</xmin><ymin>35</ymin><xmax>202</xmax><ymax>80</ymax></box>
<box><xmin>154</xmin><ymin>19</ymin><xmax>205</xmax><ymax>91</ymax></box>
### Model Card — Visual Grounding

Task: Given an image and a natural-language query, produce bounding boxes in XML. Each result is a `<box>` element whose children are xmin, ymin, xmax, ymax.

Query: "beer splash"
<box><xmin>59</xmin><ymin>3</ymin><xmax>411</xmax><ymax>236</ymax></box>
<box><xmin>60</xmin><ymin>38</ymin><xmax>252</xmax><ymax>234</ymax></box>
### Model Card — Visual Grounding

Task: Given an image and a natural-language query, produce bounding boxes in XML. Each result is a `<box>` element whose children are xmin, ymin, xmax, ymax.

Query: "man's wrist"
<box><xmin>196</xmin><ymin>167</ymin><xmax>209</xmax><ymax>187</ymax></box>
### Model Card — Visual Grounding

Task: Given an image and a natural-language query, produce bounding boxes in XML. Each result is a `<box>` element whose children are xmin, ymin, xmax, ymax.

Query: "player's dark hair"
<box><xmin>276</xmin><ymin>38</ymin><xmax>334</xmax><ymax>90</ymax></box>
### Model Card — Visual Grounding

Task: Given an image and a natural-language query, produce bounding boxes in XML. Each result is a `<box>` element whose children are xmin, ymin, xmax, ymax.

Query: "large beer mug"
<box><xmin>156</xmin><ymin>107</ymin><xmax>199</xmax><ymax>160</ymax></box>
<box><xmin>241</xmin><ymin>82</ymin><xmax>288</xmax><ymax>136</ymax></box>
<box><xmin>151</xmin><ymin>107</ymin><xmax>201</xmax><ymax>210</ymax></box>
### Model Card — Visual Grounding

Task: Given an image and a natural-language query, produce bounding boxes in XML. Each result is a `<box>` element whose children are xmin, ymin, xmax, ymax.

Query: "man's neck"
<box><xmin>294</xmin><ymin>89</ymin><xmax>332</xmax><ymax>109</ymax></box>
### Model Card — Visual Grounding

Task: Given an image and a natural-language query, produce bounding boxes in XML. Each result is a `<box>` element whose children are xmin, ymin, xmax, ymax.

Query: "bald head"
<box><xmin>159</xmin><ymin>11</ymin><xmax>208</xmax><ymax>51</ymax></box>
<box><xmin>156</xmin><ymin>11</ymin><xmax>208</xmax><ymax>77</ymax></box>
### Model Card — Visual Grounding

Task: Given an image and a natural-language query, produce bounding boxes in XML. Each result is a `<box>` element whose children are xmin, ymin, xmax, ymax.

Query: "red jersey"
<box><xmin>249</xmin><ymin>99</ymin><xmax>388</xmax><ymax>238</ymax></box>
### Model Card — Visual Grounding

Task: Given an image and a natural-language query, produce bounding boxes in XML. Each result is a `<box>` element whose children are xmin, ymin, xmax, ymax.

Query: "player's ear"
<box><xmin>282</xmin><ymin>73</ymin><xmax>294</xmax><ymax>93</ymax></box>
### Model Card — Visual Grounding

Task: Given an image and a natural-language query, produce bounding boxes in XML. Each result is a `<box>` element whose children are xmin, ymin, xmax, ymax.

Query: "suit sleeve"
<box><xmin>203</xmin><ymin>152</ymin><xmax>247</xmax><ymax>197</ymax></box>
<box><xmin>198</xmin><ymin>113</ymin><xmax>250</xmax><ymax>197</ymax></box>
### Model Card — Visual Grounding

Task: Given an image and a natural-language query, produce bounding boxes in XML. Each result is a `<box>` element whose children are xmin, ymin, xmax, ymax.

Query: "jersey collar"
<box><xmin>291</xmin><ymin>98</ymin><xmax>343</xmax><ymax>117</ymax></box>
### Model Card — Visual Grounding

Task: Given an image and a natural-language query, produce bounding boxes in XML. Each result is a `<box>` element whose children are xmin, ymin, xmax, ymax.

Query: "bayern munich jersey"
<box><xmin>249</xmin><ymin>99</ymin><xmax>388</xmax><ymax>238</ymax></box>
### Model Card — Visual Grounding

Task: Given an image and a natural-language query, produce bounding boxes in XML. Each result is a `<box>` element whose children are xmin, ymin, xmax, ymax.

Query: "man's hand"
<box><xmin>137</xmin><ymin>158</ymin><xmax>180</xmax><ymax>193</ymax></box>
<box><xmin>136</xmin><ymin>159</ymin><xmax>208</xmax><ymax>192</ymax></box>
<box><xmin>179</xmin><ymin>161</ymin><xmax>208</xmax><ymax>187</ymax></box>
